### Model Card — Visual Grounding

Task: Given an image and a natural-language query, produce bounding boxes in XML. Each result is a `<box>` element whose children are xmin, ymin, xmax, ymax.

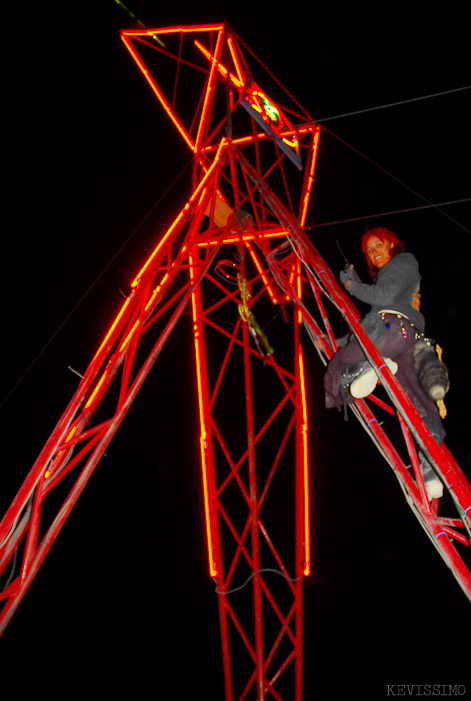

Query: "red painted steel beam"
<box><xmin>0</xmin><ymin>148</ymin><xmax>230</xmax><ymax>632</ymax></box>
<box><xmin>189</xmin><ymin>231</ymin><xmax>309</xmax><ymax>699</ymax></box>
<box><xmin>223</xmin><ymin>144</ymin><xmax>470</xmax><ymax>586</ymax></box>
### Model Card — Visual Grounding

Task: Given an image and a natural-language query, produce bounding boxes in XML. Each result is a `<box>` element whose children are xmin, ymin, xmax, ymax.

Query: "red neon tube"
<box><xmin>189</xmin><ymin>250</ymin><xmax>217</xmax><ymax>577</ymax></box>
<box><xmin>120</xmin><ymin>34</ymin><xmax>194</xmax><ymax>151</ymax></box>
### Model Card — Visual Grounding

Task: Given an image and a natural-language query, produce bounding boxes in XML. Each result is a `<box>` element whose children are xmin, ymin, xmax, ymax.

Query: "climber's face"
<box><xmin>365</xmin><ymin>235</ymin><xmax>394</xmax><ymax>270</ymax></box>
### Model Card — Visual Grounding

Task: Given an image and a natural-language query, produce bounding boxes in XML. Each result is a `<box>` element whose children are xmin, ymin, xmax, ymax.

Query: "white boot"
<box><xmin>419</xmin><ymin>451</ymin><xmax>443</xmax><ymax>500</ymax></box>
<box><xmin>350</xmin><ymin>358</ymin><xmax>398</xmax><ymax>399</ymax></box>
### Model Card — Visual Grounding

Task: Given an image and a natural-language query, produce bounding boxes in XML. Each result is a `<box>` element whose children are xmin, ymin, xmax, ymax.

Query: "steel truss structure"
<box><xmin>1</xmin><ymin>23</ymin><xmax>470</xmax><ymax>701</ymax></box>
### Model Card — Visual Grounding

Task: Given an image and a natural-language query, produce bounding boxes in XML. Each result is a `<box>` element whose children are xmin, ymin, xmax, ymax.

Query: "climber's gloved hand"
<box><xmin>339</xmin><ymin>265</ymin><xmax>361</xmax><ymax>290</ymax></box>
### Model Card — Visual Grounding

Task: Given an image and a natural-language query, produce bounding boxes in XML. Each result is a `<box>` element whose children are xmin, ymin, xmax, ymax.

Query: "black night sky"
<box><xmin>2</xmin><ymin>2</ymin><xmax>470</xmax><ymax>697</ymax></box>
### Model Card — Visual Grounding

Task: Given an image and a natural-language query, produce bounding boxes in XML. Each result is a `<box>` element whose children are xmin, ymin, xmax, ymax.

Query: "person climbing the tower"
<box><xmin>323</xmin><ymin>227</ymin><xmax>449</xmax><ymax>499</ymax></box>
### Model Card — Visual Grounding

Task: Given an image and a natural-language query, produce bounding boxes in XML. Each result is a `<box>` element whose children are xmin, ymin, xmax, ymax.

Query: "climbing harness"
<box><xmin>379</xmin><ymin>310</ymin><xmax>450</xmax><ymax>417</ymax></box>
<box><xmin>214</xmin><ymin>259</ymin><xmax>274</xmax><ymax>357</ymax></box>
<box><xmin>237</xmin><ymin>273</ymin><xmax>274</xmax><ymax>357</ymax></box>
<box><xmin>413</xmin><ymin>340</ymin><xmax>450</xmax><ymax>418</ymax></box>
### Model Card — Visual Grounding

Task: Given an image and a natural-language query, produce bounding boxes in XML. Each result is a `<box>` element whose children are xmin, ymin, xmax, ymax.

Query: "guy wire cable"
<box><xmin>301</xmin><ymin>86</ymin><xmax>470</xmax><ymax>235</ymax></box>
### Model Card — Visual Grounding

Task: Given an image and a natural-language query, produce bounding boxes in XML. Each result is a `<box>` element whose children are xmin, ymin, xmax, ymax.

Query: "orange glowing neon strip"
<box><xmin>200</xmin><ymin>127</ymin><xmax>303</xmax><ymax>153</ymax></box>
<box><xmin>245</xmin><ymin>241</ymin><xmax>278</xmax><ymax>305</ymax></box>
<box><xmin>120</xmin><ymin>34</ymin><xmax>194</xmax><ymax>151</ymax></box>
<box><xmin>132</xmin><ymin>211</ymin><xmax>186</xmax><ymax>287</ymax></box>
<box><xmin>144</xmin><ymin>273</ymin><xmax>170</xmax><ymax>312</ymax></box>
<box><xmin>285</xmin><ymin>262</ymin><xmax>296</xmax><ymax>302</ymax></box>
<box><xmin>65</xmin><ymin>425</ymin><xmax>78</xmax><ymax>443</ymax></box>
<box><xmin>299</xmin><ymin>126</ymin><xmax>321</xmax><ymax>228</ymax></box>
<box><xmin>196</xmin><ymin>186</ymin><xmax>208</xmax><ymax>210</ymax></box>
<box><xmin>131</xmin><ymin>138</ymin><xmax>227</xmax><ymax>288</ymax></box>
<box><xmin>298</xmin><ymin>346</ymin><xmax>310</xmax><ymax>576</ymax></box>
<box><xmin>296</xmin><ymin>257</ymin><xmax>303</xmax><ymax>325</ymax></box>
<box><xmin>200</xmin><ymin>134</ymin><xmax>266</xmax><ymax>152</ymax></box>
<box><xmin>199</xmin><ymin>435</ymin><xmax>216</xmax><ymax>577</ymax></box>
<box><xmin>189</xmin><ymin>250</ymin><xmax>217</xmax><ymax>576</ymax></box>
<box><xmin>194</xmin><ymin>29</ymin><xmax>225</xmax><ymax>154</ymax></box>
<box><xmin>194</xmin><ymin>39</ymin><xmax>244</xmax><ymax>89</ymax></box>
<box><xmin>144</xmin><ymin>245</ymin><xmax>188</xmax><ymax>313</ymax></box>
<box><xmin>44</xmin><ymin>425</ymin><xmax>78</xmax><ymax>479</ymax></box>
<box><xmin>196</xmin><ymin>229</ymin><xmax>287</xmax><ymax>247</ymax></box>
<box><xmin>84</xmin><ymin>368</ymin><xmax>109</xmax><ymax>410</ymax></box>
<box><xmin>297</xmin><ymin>125</ymin><xmax>315</xmax><ymax>135</ymax></box>
<box><xmin>227</xmin><ymin>34</ymin><xmax>245</xmax><ymax>88</ymax></box>
<box><xmin>195</xmin><ymin>159</ymin><xmax>231</xmax><ymax>210</ymax></box>
<box><xmin>91</xmin><ymin>297</ymin><xmax>132</xmax><ymax>364</ymax></box>
<box><xmin>119</xmin><ymin>319</ymin><xmax>140</xmax><ymax>353</ymax></box>
<box><xmin>121</xmin><ymin>24</ymin><xmax>225</xmax><ymax>37</ymax></box>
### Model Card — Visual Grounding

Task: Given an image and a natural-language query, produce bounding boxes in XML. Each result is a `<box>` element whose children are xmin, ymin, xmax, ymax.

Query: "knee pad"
<box><xmin>413</xmin><ymin>340</ymin><xmax>450</xmax><ymax>401</ymax></box>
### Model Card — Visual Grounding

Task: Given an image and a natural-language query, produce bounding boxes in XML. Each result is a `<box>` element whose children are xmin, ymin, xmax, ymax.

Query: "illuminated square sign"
<box><xmin>241</xmin><ymin>82</ymin><xmax>302</xmax><ymax>170</ymax></box>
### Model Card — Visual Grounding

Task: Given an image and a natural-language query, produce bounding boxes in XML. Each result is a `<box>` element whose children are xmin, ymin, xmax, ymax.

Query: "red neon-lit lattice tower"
<box><xmin>1</xmin><ymin>25</ymin><xmax>319</xmax><ymax>699</ymax></box>
<box><xmin>1</xmin><ymin>22</ymin><xmax>470</xmax><ymax>701</ymax></box>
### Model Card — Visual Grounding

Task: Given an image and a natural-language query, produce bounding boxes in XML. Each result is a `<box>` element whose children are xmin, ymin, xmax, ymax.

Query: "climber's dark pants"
<box><xmin>323</xmin><ymin>314</ymin><xmax>444</xmax><ymax>442</ymax></box>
